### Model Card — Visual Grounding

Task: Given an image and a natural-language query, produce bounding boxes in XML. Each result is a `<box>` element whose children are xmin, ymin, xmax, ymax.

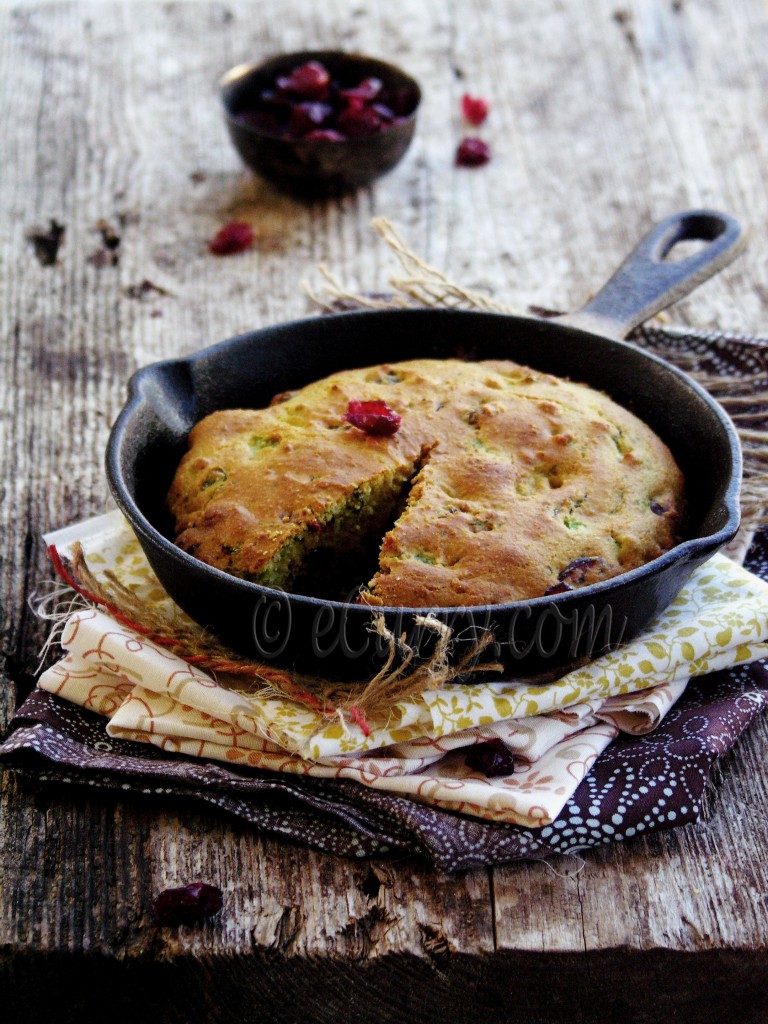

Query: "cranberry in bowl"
<box><xmin>220</xmin><ymin>50</ymin><xmax>421</xmax><ymax>197</ymax></box>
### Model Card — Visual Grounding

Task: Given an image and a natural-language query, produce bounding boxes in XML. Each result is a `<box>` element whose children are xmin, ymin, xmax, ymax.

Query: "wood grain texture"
<box><xmin>2</xmin><ymin>1</ymin><xmax>768</xmax><ymax>1020</ymax></box>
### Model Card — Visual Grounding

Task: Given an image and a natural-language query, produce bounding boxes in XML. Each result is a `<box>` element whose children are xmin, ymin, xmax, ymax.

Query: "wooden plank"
<box><xmin>2</xmin><ymin>1</ymin><xmax>768</xmax><ymax>1019</ymax></box>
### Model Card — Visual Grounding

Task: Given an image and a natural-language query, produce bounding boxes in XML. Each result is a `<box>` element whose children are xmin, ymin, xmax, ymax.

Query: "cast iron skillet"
<box><xmin>107</xmin><ymin>210</ymin><xmax>745</xmax><ymax>680</ymax></box>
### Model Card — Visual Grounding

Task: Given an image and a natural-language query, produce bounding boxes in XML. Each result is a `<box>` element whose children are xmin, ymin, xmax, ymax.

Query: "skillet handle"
<box><xmin>557</xmin><ymin>209</ymin><xmax>747</xmax><ymax>339</ymax></box>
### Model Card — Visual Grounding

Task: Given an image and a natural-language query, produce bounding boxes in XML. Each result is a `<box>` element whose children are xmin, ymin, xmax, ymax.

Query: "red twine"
<box><xmin>349</xmin><ymin>705</ymin><xmax>372</xmax><ymax>736</ymax></box>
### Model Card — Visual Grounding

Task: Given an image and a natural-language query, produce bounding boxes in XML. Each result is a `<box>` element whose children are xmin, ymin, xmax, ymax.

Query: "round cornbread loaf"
<box><xmin>167</xmin><ymin>358</ymin><xmax>685</xmax><ymax>606</ymax></box>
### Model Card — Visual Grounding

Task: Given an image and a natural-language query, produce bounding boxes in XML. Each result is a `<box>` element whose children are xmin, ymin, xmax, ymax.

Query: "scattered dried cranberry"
<box><xmin>153</xmin><ymin>882</ymin><xmax>223</xmax><ymax>926</ymax></box>
<box><xmin>344</xmin><ymin>399</ymin><xmax>402</xmax><ymax>436</ymax></box>
<box><xmin>465</xmin><ymin>739</ymin><xmax>516</xmax><ymax>777</ymax></box>
<box><xmin>455</xmin><ymin>137</ymin><xmax>491</xmax><ymax>167</ymax></box>
<box><xmin>461</xmin><ymin>93</ymin><xmax>490</xmax><ymax>126</ymax></box>
<box><xmin>277</xmin><ymin>60</ymin><xmax>331</xmax><ymax>100</ymax></box>
<box><xmin>208</xmin><ymin>221</ymin><xmax>254</xmax><ymax>256</ymax></box>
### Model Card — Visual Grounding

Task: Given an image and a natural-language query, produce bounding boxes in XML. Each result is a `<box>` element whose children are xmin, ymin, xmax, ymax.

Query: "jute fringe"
<box><xmin>49</xmin><ymin>542</ymin><xmax>501</xmax><ymax>731</ymax></box>
<box><xmin>305</xmin><ymin>217</ymin><xmax>768</xmax><ymax>535</ymax></box>
<box><xmin>306</xmin><ymin>217</ymin><xmax>520</xmax><ymax>316</ymax></box>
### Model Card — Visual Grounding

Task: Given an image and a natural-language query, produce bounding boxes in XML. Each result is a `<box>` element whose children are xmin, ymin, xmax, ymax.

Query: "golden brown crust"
<box><xmin>167</xmin><ymin>358</ymin><xmax>685</xmax><ymax>605</ymax></box>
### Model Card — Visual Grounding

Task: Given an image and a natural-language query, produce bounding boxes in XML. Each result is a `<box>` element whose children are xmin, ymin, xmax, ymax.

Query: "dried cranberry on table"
<box><xmin>208</xmin><ymin>221</ymin><xmax>254</xmax><ymax>256</ymax></box>
<box><xmin>461</xmin><ymin>93</ymin><xmax>490</xmax><ymax>126</ymax></box>
<box><xmin>455</xmin><ymin>137</ymin><xmax>491</xmax><ymax>167</ymax></box>
<box><xmin>152</xmin><ymin>882</ymin><xmax>223</xmax><ymax>926</ymax></box>
<box><xmin>344</xmin><ymin>399</ymin><xmax>402</xmax><ymax>436</ymax></box>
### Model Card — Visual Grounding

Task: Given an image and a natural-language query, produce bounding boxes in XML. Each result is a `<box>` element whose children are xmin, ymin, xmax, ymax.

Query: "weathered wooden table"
<box><xmin>3</xmin><ymin>2</ymin><xmax>768</xmax><ymax>1021</ymax></box>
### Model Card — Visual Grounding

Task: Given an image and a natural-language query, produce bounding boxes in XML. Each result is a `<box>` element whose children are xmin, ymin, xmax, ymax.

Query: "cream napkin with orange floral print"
<box><xmin>37</xmin><ymin>511</ymin><xmax>768</xmax><ymax>828</ymax></box>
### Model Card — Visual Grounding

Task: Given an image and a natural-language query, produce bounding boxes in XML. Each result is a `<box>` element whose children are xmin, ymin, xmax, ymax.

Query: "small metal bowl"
<box><xmin>220</xmin><ymin>50</ymin><xmax>421</xmax><ymax>198</ymax></box>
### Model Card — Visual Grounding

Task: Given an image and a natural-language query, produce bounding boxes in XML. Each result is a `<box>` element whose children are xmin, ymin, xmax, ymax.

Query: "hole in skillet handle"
<box><xmin>660</xmin><ymin>212</ymin><xmax>731</xmax><ymax>263</ymax></box>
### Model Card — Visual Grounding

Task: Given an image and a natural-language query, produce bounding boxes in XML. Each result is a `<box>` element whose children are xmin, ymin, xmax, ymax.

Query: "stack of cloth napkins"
<box><xmin>35</xmin><ymin>511</ymin><xmax>768</xmax><ymax>829</ymax></box>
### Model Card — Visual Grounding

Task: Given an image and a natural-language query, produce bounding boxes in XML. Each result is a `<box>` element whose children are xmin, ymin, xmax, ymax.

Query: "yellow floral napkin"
<box><xmin>39</xmin><ymin>512</ymin><xmax>768</xmax><ymax>827</ymax></box>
